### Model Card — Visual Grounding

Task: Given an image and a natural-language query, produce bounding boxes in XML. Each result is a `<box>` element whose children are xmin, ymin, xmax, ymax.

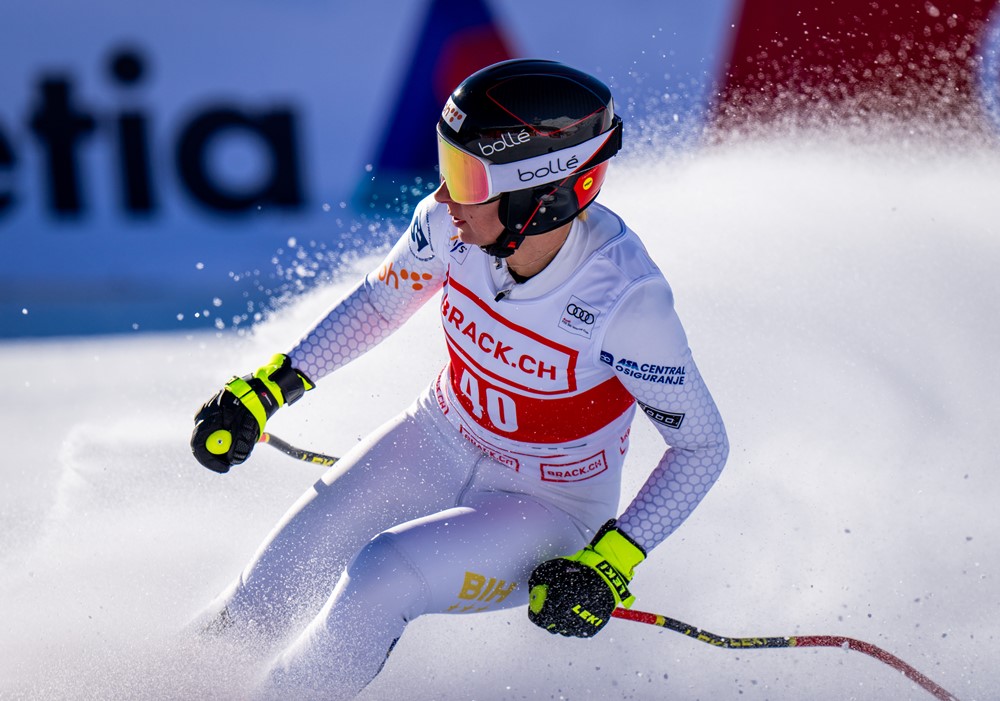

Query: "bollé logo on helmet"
<box><xmin>518</xmin><ymin>155</ymin><xmax>579</xmax><ymax>182</ymax></box>
<box><xmin>478</xmin><ymin>129</ymin><xmax>530</xmax><ymax>156</ymax></box>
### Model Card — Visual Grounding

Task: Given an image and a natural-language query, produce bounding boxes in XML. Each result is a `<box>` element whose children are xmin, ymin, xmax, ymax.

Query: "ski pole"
<box><xmin>610</xmin><ymin>608</ymin><xmax>959</xmax><ymax>701</ymax></box>
<box><xmin>259</xmin><ymin>432</ymin><xmax>339</xmax><ymax>466</ymax></box>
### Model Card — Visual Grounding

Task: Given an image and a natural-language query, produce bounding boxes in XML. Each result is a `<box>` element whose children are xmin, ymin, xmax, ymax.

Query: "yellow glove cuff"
<box><xmin>224</xmin><ymin>354</ymin><xmax>314</xmax><ymax>433</ymax></box>
<box><xmin>254</xmin><ymin>353</ymin><xmax>314</xmax><ymax>406</ymax></box>
<box><xmin>591</xmin><ymin>527</ymin><xmax>646</xmax><ymax>580</ymax></box>
<box><xmin>567</xmin><ymin>521</ymin><xmax>646</xmax><ymax>609</ymax></box>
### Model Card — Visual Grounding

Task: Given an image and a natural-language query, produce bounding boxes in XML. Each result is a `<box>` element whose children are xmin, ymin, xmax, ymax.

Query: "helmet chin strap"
<box><xmin>481</xmin><ymin>227</ymin><xmax>525</xmax><ymax>258</ymax></box>
<box><xmin>480</xmin><ymin>191</ymin><xmax>526</xmax><ymax>258</ymax></box>
<box><xmin>480</xmin><ymin>177</ymin><xmax>592</xmax><ymax>258</ymax></box>
<box><xmin>482</xmin><ymin>189</ymin><xmax>553</xmax><ymax>258</ymax></box>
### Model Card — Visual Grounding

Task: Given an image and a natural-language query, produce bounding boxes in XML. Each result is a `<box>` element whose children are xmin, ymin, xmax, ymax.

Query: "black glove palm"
<box><xmin>528</xmin><ymin>519</ymin><xmax>646</xmax><ymax>637</ymax></box>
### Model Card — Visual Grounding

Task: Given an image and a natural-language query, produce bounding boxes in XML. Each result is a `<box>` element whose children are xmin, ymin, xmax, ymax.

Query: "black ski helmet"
<box><xmin>437</xmin><ymin>59</ymin><xmax>623</xmax><ymax>257</ymax></box>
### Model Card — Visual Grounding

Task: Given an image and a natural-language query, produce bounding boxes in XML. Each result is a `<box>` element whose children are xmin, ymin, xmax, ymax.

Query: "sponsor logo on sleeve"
<box><xmin>376</xmin><ymin>262</ymin><xmax>435</xmax><ymax>291</ymax></box>
<box><xmin>407</xmin><ymin>212</ymin><xmax>434</xmax><ymax>261</ymax></box>
<box><xmin>613</xmin><ymin>357</ymin><xmax>686</xmax><ymax>385</ymax></box>
<box><xmin>559</xmin><ymin>295</ymin><xmax>599</xmax><ymax>338</ymax></box>
<box><xmin>638</xmin><ymin>401</ymin><xmax>685</xmax><ymax>429</ymax></box>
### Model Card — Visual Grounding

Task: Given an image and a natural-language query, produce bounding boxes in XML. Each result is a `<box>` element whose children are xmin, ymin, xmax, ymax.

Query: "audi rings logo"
<box><xmin>559</xmin><ymin>295</ymin><xmax>600</xmax><ymax>339</ymax></box>
<box><xmin>565</xmin><ymin>303</ymin><xmax>595</xmax><ymax>325</ymax></box>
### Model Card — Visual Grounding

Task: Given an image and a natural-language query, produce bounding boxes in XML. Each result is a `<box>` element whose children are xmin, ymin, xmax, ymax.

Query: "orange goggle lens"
<box><xmin>436</xmin><ymin>132</ymin><xmax>493</xmax><ymax>204</ymax></box>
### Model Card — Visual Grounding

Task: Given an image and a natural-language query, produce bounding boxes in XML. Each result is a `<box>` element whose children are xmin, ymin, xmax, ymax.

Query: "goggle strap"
<box><xmin>589</xmin><ymin>117</ymin><xmax>623</xmax><ymax>167</ymax></box>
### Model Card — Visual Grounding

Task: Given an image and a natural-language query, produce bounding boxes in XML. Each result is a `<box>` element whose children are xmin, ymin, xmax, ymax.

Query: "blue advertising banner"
<box><xmin>0</xmin><ymin>0</ymin><xmax>738</xmax><ymax>337</ymax></box>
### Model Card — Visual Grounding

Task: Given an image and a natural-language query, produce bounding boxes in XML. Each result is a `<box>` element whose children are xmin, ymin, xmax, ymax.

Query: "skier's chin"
<box><xmin>456</xmin><ymin>227</ymin><xmax>499</xmax><ymax>248</ymax></box>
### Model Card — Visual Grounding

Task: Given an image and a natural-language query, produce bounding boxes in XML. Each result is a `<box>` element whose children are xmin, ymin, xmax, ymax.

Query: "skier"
<box><xmin>191</xmin><ymin>58</ymin><xmax>729</xmax><ymax>699</ymax></box>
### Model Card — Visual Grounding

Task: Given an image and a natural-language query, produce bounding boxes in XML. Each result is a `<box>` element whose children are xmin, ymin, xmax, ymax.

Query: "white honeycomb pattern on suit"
<box><xmin>614</xmin><ymin>357</ymin><xmax>729</xmax><ymax>552</ymax></box>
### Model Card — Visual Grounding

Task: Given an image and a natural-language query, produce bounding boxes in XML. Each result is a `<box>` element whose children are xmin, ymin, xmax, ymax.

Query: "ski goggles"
<box><xmin>436</xmin><ymin>117</ymin><xmax>622</xmax><ymax>204</ymax></box>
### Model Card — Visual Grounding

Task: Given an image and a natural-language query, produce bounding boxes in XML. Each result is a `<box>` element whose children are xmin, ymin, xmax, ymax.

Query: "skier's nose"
<box><xmin>433</xmin><ymin>180</ymin><xmax>454</xmax><ymax>204</ymax></box>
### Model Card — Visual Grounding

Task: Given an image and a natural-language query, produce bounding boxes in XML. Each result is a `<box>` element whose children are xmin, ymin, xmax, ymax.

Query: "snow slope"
<box><xmin>1</xmin><ymin>130</ymin><xmax>998</xmax><ymax>700</ymax></box>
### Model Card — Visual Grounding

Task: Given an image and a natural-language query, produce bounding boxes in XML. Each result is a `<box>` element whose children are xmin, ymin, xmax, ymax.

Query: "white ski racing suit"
<box><xmin>209</xmin><ymin>196</ymin><xmax>729</xmax><ymax>699</ymax></box>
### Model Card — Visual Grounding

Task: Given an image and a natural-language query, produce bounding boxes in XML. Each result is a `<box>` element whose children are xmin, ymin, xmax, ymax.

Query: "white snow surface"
<box><xmin>2</xmin><ymin>132</ymin><xmax>998</xmax><ymax>701</ymax></box>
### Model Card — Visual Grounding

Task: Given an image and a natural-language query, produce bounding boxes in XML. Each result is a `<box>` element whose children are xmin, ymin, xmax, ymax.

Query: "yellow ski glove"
<box><xmin>528</xmin><ymin>519</ymin><xmax>646</xmax><ymax>637</ymax></box>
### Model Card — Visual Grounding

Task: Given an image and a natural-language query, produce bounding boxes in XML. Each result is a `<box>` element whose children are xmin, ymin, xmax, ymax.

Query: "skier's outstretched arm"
<box><xmin>287</xmin><ymin>230</ymin><xmax>445</xmax><ymax>382</ymax></box>
<box><xmin>190</xmin><ymin>205</ymin><xmax>447</xmax><ymax>473</ymax></box>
